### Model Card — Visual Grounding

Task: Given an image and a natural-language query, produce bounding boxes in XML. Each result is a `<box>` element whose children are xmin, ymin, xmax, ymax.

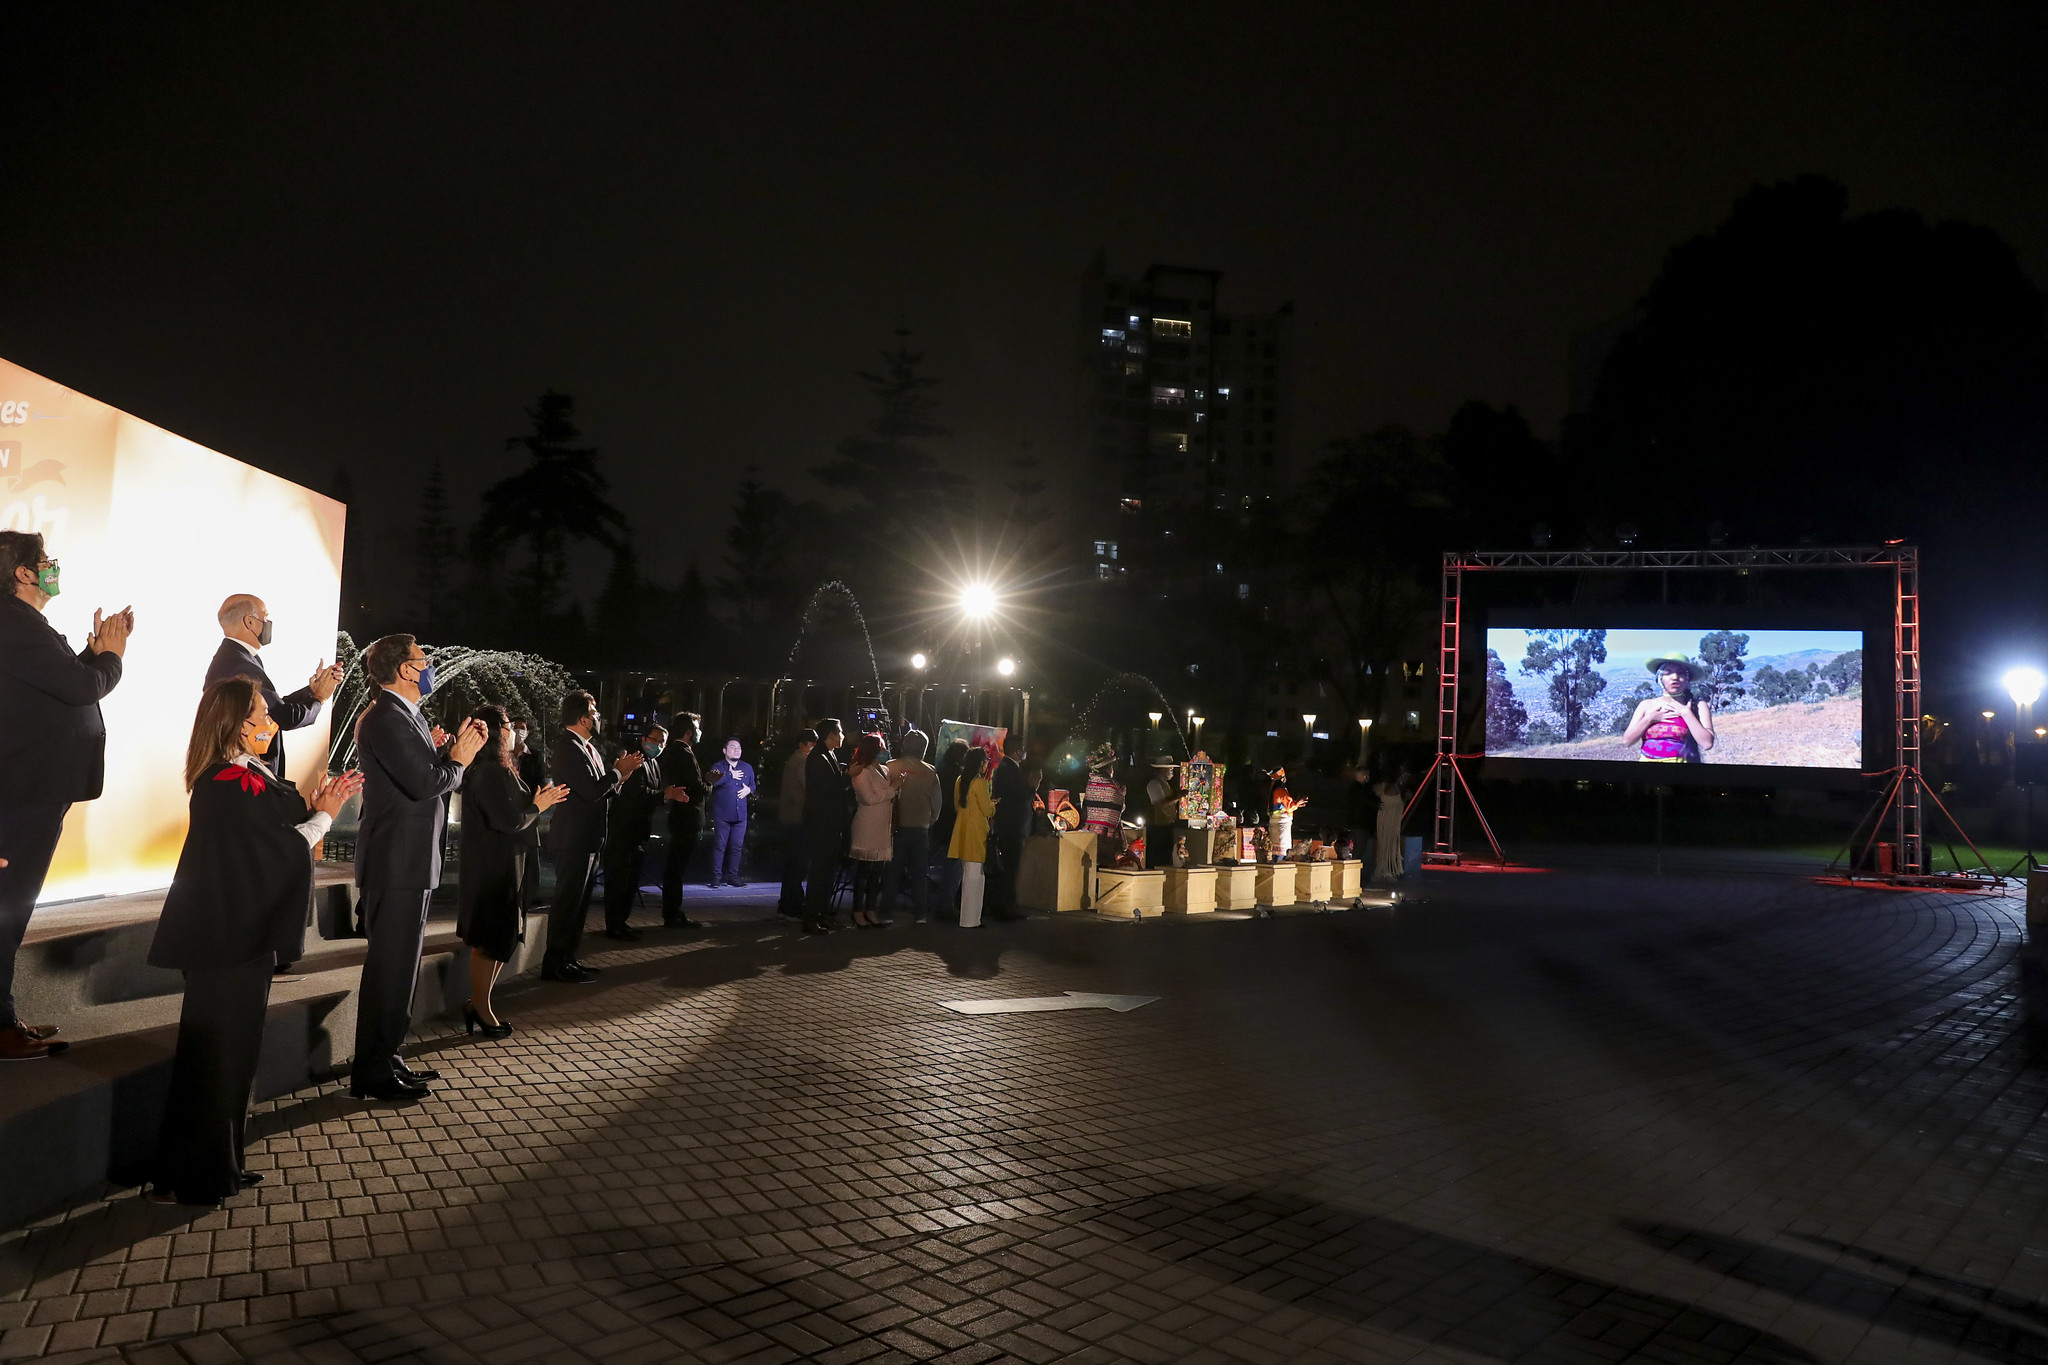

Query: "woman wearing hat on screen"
<box><xmin>1620</xmin><ymin>653</ymin><xmax>1715</xmax><ymax>763</ymax></box>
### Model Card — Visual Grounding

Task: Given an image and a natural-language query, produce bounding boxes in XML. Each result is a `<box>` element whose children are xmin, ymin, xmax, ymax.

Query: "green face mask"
<box><xmin>33</xmin><ymin>562</ymin><xmax>58</xmax><ymax>598</ymax></box>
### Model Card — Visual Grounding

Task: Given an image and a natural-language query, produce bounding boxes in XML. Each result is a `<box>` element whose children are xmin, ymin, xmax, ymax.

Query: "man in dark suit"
<box><xmin>659</xmin><ymin>712</ymin><xmax>707</xmax><ymax>928</ymax></box>
<box><xmin>602</xmin><ymin>722</ymin><xmax>667</xmax><ymax>940</ymax></box>
<box><xmin>545</xmin><ymin>689</ymin><xmax>643</xmax><ymax>981</ymax></box>
<box><xmin>800</xmin><ymin>719</ymin><xmax>851</xmax><ymax>935</ymax></box>
<box><xmin>205</xmin><ymin>593</ymin><xmax>345</xmax><ymax>974</ymax></box>
<box><xmin>204</xmin><ymin>595</ymin><xmax>344</xmax><ymax>782</ymax></box>
<box><xmin>986</xmin><ymin>734</ymin><xmax>1033</xmax><ymax>922</ymax></box>
<box><xmin>350</xmin><ymin>633</ymin><xmax>485</xmax><ymax>1100</ymax></box>
<box><xmin>0</xmin><ymin>531</ymin><xmax>130</xmax><ymax>1062</ymax></box>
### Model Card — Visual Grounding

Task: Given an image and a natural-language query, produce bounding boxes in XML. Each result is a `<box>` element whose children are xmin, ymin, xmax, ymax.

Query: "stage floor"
<box><xmin>2</xmin><ymin>864</ymin><xmax>2042</xmax><ymax>1363</ymax></box>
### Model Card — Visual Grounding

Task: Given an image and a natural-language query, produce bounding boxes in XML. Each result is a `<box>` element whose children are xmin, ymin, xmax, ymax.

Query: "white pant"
<box><xmin>959</xmin><ymin>861</ymin><xmax>985</xmax><ymax>928</ymax></box>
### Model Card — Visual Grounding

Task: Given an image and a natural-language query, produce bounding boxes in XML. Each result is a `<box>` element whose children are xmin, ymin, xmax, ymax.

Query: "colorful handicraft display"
<box><xmin>1178</xmin><ymin>751</ymin><xmax>1225</xmax><ymax>828</ymax></box>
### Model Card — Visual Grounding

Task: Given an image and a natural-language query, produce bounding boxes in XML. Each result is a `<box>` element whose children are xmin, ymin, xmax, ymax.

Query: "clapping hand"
<box><xmin>448</xmin><ymin>718</ymin><xmax>489</xmax><ymax>766</ymax></box>
<box><xmin>88</xmin><ymin>606</ymin><xmax>135</xmax><ymax>657</ymax></box>
<box><xmin>615</xmin><ymin>751</ymin><xmax>646</xmax><ymax>775</ymax></box>
<box><xmin>430</xmin><ymin>725</ymin><xmax>450</xmax><ymax>750</ymax></box>
<box><xmin>308</xmin><ymin>659</ymin><xmax>346</xmax><ymax>702</ymax></box>
<box><xmin>311</xmin><ymin>770</ymin><xmax>365</xmax><ymax>817</ymax></box>
<box><xmin>664</xmin><ymin>785</ymin><xmax>692</xmax><ymax>803</ymax></box>
<box><xmin>533</xmin><ymin>782</ymin><xmax>571</xmax><ymax>812</ymax></box>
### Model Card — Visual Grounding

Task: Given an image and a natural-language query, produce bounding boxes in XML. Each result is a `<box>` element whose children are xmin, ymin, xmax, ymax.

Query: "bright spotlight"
<box><xmin>960</xmin><ymin>583</ymin><xmax>998</xmax><ymax>619</ymax></box>
<box><xmin>2005</xmin><ymin>667</ymin><xmax>2045</xmax><ymax>707</ymax></box>
<box><xmin>996</xmin><ymin>657</ymin><xmax>1016</xmax><ymax>677</ymax></box>
<box><xmin>910</xmin><ymin>652</ymin><xmax>928</xmax><ymax>670</ymax></box>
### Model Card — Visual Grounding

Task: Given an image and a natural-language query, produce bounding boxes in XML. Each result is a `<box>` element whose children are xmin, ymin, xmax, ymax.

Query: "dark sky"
<box><xmin>3</xmin><ymin>3</ymin><xmax>2044</xmax><ymax>585</ymax></box>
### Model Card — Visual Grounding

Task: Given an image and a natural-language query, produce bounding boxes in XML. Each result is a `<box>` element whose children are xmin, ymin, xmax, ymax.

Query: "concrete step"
<box><xmin>1</xmin><ymin>864</ymin><xmax>548</xmax><ymax>1231</ymax></box>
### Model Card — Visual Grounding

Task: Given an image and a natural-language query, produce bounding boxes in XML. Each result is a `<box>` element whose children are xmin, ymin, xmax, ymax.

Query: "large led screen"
<box><xmin>1</xmin><ymin>356</ymin><xmax>345</xmax><ymax>903</ymax></box>
<box><xmin>1483</xmin><ymin>626</ymin><xmax>1864</xmax><ymax>769</ymax></box>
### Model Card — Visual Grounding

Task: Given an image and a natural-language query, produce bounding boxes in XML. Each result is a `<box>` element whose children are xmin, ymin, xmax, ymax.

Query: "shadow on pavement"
<box><xmin>1626</xmin><ymin>1220</ymin><xmax>2048</xmax><ymax>1363</ymax></box>
<box><xmin>1090</xmin><ymin>1182</ymin><xmax>1818</xmax><ymax>1363</ymax></box>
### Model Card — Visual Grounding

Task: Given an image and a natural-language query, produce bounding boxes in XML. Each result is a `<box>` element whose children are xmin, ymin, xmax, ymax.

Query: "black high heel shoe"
<box><xmin>463</xmin><ymin>1004</ymin><xmax>513</xmax><ymax>1039</ymax></box>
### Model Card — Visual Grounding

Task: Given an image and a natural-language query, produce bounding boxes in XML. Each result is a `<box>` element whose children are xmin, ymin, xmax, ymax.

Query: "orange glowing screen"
<box><xmin>0</xmin><ymin>357</ymin><xmax>345</xmax><ymax>903</ymax></box>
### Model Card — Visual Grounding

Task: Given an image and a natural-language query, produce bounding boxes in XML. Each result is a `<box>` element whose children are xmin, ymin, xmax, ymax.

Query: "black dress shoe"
<box><xmin>605</xmin><ymin>926</ymin><xmax>641</xmax><ymax>941</ymax></box>
<box><xmin>395</xmin><ymin>1063</ymin><xmax>440</xmax><ymax>1083</ymax></box>
<box><xmin>239</xmin><ymin>1171</ymin><xmax>266</xmax><ymax>1188</ymax></box>
<box><xmin>349</xmin><ymin>1076</ymin><xmax>430</xmax><ymax>1102</ymax></box>
<box><xmin>663</xmin><ymin>916</ymin><xmax>698</xmax><ymax>929</ymax></box>
<box><xmin>568</xmin><ymin>960</ymin><xmax>601</xmax><ymax>976</ymax></box>
<box><xmin>801</xmin><ymin>922</ymin><xmax>831</xmax><ymax>935</ymax></box>
<box><xmin>541</xmin><ymin>965</ymin><xmax>596</xmax><ymax>984</ymax></box>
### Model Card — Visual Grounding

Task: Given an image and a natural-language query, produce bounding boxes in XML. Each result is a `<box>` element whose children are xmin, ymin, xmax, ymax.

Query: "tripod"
<box><xmin>1404</xmin><ymin>751</ymin><xmax>1506</xmax><ymax>866</ymax></box>
<box><xmin>1828</xmin><ymin>764</ymin><xmax>1993</xmax><ymax>881</ymax></box>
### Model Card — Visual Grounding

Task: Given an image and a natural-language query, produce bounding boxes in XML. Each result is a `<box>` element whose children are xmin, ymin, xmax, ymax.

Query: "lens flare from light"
<box><xmin>997</xmin><ymin>657</ymin><xmax>1016</xmax><ymax>677</ymax></box>
<box><xmin>960</xmin><ymin>583</ymin><xmax>998</xmax><ymax>619</ymax></box>
<box><xmin>2004</xmin><ymin>667</ymin><xmax>2044</xmax><ymax>706</ymax></box>
<box><xmin>910</xmin><ymin>652</ymin><xmax>928</xmax><ymax>670</ymax></box>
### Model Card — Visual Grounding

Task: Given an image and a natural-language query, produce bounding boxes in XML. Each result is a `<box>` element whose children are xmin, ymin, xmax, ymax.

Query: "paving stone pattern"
<box><xmin>6</xmin><ymin>871</ymin><xmax>2048</xmax><ymax>1363</ymax></box>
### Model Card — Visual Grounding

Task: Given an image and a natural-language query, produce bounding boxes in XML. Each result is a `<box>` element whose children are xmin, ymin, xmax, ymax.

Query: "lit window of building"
<box><xmin>1151</xmin><ymin>386</ymin><xmax>1187</xmax><ymax>407</ymax></box>
<box><xmin>1151</xmin><ymin>318</ymin><xmax>1193</xmax><ymax>340</ymax></box>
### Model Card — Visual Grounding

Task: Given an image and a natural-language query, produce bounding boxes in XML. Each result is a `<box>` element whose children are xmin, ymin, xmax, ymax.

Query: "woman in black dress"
<box><xmin>147</xmin><ymin>678</ymin><xmax>361</xmax><ymax>1207</ymax></box>
<box><xmin>458</xmin><ymin>704</ymin><xmax>567</xmax><ymax>1037</ymax></box>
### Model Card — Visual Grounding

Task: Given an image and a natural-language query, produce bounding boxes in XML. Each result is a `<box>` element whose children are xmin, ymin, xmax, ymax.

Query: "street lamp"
<box><xmin>1357</xmin><ymin>716</ymin><xmax>1372</xmax><ymax>765</ymax></box>
<box><xmin>1147</xmin><ymin>710</ymin><xmax>1162</xmax><ymax>727</ymax></box>
<box><xmin>1302</xmin><ymin>712</ymin><xmax>1317</xmax><ymax>758</ymax></box>
<box><xmin>2004</xmin><ymin>669</ymin><xmax>2043</xmax><ymax>784</ymax></box>
<box><xmin>960</xmin><ymin>583</ymin><xmax>998</xmax><ymax>619</ymax></box>
<box><xmin>996</xmin><ymin>657</ymin><xmax>1016</xmax><ymax>677</ymax></box>
<box><xmin>1190</xmin><ymin>714</ymin><xmax>1205</xmax><ymax>747</ymax></box>
<box><xmin>910</xmin><ymin>652</ymin><xmax>928</xmax><ymax>671</ymax></box>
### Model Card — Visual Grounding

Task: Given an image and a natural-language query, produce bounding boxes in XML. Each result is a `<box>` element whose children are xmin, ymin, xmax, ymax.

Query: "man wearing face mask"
<box><xmin>0</xmin><ymin>531</ymin><xmax>132</xmax><ymax>1062</ymax></box>
<box><xmin>659</xmin><ymin>712</ymin><xmax>707</xmax><ymax>927</ymax></box>
<box><xmin>204</xmin><ymin>594</ymin><xmax>345</xmax><ymax>975</ymax></box>
<box><xmin>601</xmin><ymin>723</ymin><xmax>668</xmax><ymax>940</ymax></box>
<box><xmin>351</xmin><ymin>633</ymin><xmax>487</xmax><ymax>1100</ymax></box>
<box><xmin>545</xmin><ymin>690</ymin><xmax>643</xmax><ymax>981</ymax></box>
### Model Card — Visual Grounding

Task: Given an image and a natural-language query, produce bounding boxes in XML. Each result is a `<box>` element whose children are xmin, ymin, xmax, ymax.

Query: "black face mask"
<box><xmin>255</xmin><ymin>618</ymin><xmax>274</xmax><ymax>648</ymax></box>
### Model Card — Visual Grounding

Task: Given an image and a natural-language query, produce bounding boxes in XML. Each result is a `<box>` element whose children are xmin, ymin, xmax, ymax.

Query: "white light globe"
<box><xmin>960</xmin><ymin>583</ymin><xmax>998</xmax><ymax>618</ymax></box>
<box><xmin>2005</xmin><ymin>667</ymin><xmax>2045</xmax><ymax>707</ymax></box>
<box><xmin>910</xmin><ymin>652</ymin><xmax>928</xmax><ymax>670</ymax></box>
<box><xmin>997</xmin><ymin>657</ymin><xmax>1017</xmax><ymax>677</ymax></box>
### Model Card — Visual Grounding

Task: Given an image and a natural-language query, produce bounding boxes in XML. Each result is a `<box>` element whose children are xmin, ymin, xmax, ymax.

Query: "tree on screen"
<box><xmin>1485</xmin><ymin>649</ymin><xmax>1528</xmax><ymax>749</ymax></box>
<box><xmin>1696</xmin><ymin>631</ymin><xmax>1749</xmax><ymax>708</ymax></box>
<box><xmin>1752</xmin><ymin>665</ymin><xmax>1802</xmax><ymax>706</ymax></box>
<box><xmin>1519</xmin><ymin>629</ymin><xmax>1609</xmax><ymax>742</ymax></box>
<box><xmin>1822</xmin><ymin>649</ymin><xmax>1863</xmax><ymax>694</ymax></box>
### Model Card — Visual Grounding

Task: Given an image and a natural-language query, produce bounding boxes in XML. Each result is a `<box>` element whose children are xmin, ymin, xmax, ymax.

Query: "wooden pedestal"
<box><xmin>1213</xmin><ymin>864</ymin><xmax>1260</xmax><ymax>911</ymax></box>
<box><xmin>1294</xmin><ymin>860</ymin><xmax>1334</xmax><ymax>904</ymax></box>
<box><xmin>1163</xmin><ymin>865</ymin><xmax>1217</xmax><ymax>913</ymax></box>
<box><xmin>1095</xmin><ymin>868</ymin><xmax>1166</xmax><ymax>918</ymax></box>
<box><xmin>1254</xmin><ymin>864</ymin><xmax>1296</xmax><ymax>907</ymax></box>
<box><xmin>1019</xmin><ymin>831</ymin><xmax>1097</xmax><ymax>913</ymax></box>
<box><xmin>1332</xmin><ymin>859</ymin><xmax>1363</xmax><ymax>901</ymax></box>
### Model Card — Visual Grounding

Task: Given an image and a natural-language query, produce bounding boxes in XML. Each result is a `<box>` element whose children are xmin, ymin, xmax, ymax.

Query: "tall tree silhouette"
<box><xmin>410</xmin><ymin>461</ymin><xmax>459</xmax><ymax>639</ymax></box>
<box><xmin>717</xmin><ymin>466</ymin><xmax>800</xmax><ymax>631</ymax></box>
<box><xmin>477</xmin><ymin>392</ymin><xmax>628</xmax><ymax>626</ymax></box>
<box><xmin>811</xmin><ymin>332</ymin><xmax>967</xmax><ymax>573</ymax></box>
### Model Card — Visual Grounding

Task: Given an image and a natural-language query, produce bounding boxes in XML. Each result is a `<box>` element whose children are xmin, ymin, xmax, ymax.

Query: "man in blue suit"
<box><xmin>349</xmin><ymin>633</ymin><xmax>485</xmax><ymax>1101</ymax></box>
<box><xmin>705</xmin><ymin>738</ymin><xmax>755</xmax><ymax>887</ymax></box>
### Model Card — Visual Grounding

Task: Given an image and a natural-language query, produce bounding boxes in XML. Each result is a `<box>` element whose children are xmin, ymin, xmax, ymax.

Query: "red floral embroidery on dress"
<box><xmin>215</xmin><ymin>765</ymin><xmax>267</xmax><ymax>795</ymax></box>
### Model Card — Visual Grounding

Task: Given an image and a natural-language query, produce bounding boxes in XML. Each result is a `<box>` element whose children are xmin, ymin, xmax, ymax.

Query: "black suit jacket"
<box><xmin>203</xmin><ymin>639</ymin><xmax>322</xmax><ymax>779</ymax></box>
<box><xmin>149</xmin><ymin>761</ymin><xmax>313</xmax><ymax>969</ymax></box>
<box><xmin>353</xmin><ymin>691</ymin><xmax>465</xmax><ymax>890</ymax></box>
<box><xmin>802</xmin><ymin>745</ymin><xmax>852</xmax><ymax>842</ymax></box>
<box><xmin>990</xmin><ymin>756</ymin><xmax>1034</xmax><ymax>839</ymax></box>
<box><xmin>662</xmin><ymin>742</ymin><xmax>706</xmax><ymax>834</ymax></box>
<box><xmin>548</xmin><ymin>728</ymin><xmax>623</xmax><ymax>858</ymax></box>
<box><xmin>612</xmin><ymin>751</ymin><xmax>664</xmax><ymax>841</ymax></box>
<box><xmin>0</xmin><ymin>594</ymin><xmax>123</xmax><ymax>807</ymax></box>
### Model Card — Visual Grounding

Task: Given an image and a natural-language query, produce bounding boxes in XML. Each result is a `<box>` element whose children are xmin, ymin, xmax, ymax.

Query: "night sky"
<box><xmin>3</xmin><ymin>4</ymin><xmax>2044</xmax><ymax>586</ymax></box>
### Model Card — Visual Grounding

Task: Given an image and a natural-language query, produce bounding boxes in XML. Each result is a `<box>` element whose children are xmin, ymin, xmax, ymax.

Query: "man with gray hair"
<box><xmin>203</xmin><ymin>594</ymin><xmax>344</xmax><ymax>784</ymax></box>
<box><xmin>885</xmin><ymin>730</ymin><xmax>941</xmax><ymax>923</ymax></box>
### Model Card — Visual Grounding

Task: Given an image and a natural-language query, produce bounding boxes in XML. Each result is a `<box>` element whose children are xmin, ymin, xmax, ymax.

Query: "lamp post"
<box><xmin>1357</xmin><ymin>717</ymin><xmax>1372</xmax><ymax>766</ymax></box>
<box><xmin>2005</xmin><ymin>669</ymin><xmax>2044</xmax><ymax>786</ymax></box>
<box><xmin>1190</xmin><ymin>714</ymin><xmax>1206</xmax><ymax>749</ymax></box>
<box><xmin>1302</xmin><ymin>711</ymin><xmax>1317</xmax><ymax>760</ymax></box>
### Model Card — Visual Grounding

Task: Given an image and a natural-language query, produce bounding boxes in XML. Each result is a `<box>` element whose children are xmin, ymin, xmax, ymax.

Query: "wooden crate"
<box><xmin>1213</xmin><ymin>863</ymin><xmax>1260</xmax><ymax>911</ymax></box>
<box><xmin>1332</xmin><ymin>859</ymin><xmax>1363</xmax><ymax>901</ymax></box>
<box><xmin>1254</xmin><ymin>864</ymin><xmax>1296</xmax><ymax>908</ymax></box>
<box><xmin>1094</xmin><ymin>868</ymin><xmax>1166</xmax><ymax>918</ymax></box>
<box><xmin>1019</xmin><ymin>831</ymin><xmax>1097</xmax><ymax>912</ymax></box>
<box><xmin>1294</xmin><ymin>860</ymin><xmax>1334</xmax><ymax>904</ymax></box>
<box><xmin>1163</xmin><ymin>865</ymin><xmax>1217</xmax><ymax>913</ymax></box>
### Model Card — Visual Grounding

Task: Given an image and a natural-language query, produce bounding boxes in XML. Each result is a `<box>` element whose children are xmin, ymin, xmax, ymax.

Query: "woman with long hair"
<box><xmin>146</xmin><ymin>679</ymin><xmax>361</xmax><ymax>1206</ymax></box>
<box><xmin>946</xmin><ymin>748</ymin><xmax>995</xmax><ymax>928</ymax></box>
<box><xmin>1620</xmin><ymin>654</ymin><xmax>1715</xmax><ymax>763</ymax></box>
<box><xmin>846</xmin><ymin>733</ymin><xmax>905</xmax><ymax>928</ymax></box>
<box><xmin>458</xmin><ymin>704</ymin><xmax>568</xmax><ymax>1036</ymax></box>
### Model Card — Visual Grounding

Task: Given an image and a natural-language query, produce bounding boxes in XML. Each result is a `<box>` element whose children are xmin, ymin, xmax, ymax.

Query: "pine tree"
<box><xmin>477</xmin><ymin>392</ymin><xmax>629</xmax><ymax>627</ymax></box>
<box><xmin>810</xmin><ymin>331</ymin><xmax>968</xmax><ymax>554</ymax></box>
<box><xmin>412</xmin><ymin>461</ymin><xmax>459</xmax><ymax>639</ymax></box>
<box><xmin>716</xmin><ymin>466</ymin><xmax>798</xmax><ymax>630</ymax></box>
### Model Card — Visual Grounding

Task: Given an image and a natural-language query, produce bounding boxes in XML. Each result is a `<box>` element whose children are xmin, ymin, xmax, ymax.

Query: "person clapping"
<box><xmin>146</xmin><ymin>679</ymin><xmax>361</xmax><ymax>1206</ymax></box>
<box><xmin>458</xmin><ymin>705</ymin><xmax>567</xmax><ymax>1036</ymax></box>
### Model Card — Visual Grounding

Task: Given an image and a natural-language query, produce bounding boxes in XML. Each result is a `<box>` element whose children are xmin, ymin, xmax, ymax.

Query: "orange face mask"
<box><xmin>244</xmin><ymin>719</ymin><xmax>280</xmax><ymax>754</ymax></box>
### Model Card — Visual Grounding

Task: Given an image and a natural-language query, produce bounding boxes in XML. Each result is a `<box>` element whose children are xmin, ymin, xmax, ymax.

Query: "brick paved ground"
<box><xmin>6</xmin><ymin>870</ymin><xmax>2048</xmax><ymax>1364</ymax></box>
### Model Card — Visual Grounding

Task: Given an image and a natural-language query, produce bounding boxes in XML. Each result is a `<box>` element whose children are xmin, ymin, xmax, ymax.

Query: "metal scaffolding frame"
<box><xmin>1424</xmin><ymin>544</ymin><xmax>1934</xmax><ymax>874</ymax></box>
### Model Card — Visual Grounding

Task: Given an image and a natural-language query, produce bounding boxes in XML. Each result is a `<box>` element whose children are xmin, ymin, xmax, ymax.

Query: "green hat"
<box><xmin>1644</xmin><ymin>653</ymin><xmax>1703</xmax><ymax>681</ymax></box>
